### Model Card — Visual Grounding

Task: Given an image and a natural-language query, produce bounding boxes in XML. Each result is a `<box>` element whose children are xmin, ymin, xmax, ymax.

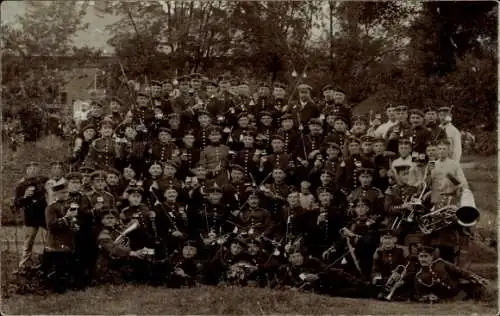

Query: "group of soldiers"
<box><xmin>14</xmin><ymin>73</ymin><xmax>487</xmax><ymax>302</ymax></box>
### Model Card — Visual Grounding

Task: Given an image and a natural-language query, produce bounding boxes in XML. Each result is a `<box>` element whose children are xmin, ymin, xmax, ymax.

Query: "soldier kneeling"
<box><xmin>95</xmin><ymin>208</ymin><xmax>152</xmax><ymax>284</ymax></box>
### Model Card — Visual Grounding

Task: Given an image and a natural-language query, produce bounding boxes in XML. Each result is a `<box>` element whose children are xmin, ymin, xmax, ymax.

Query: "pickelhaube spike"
<box><xmin>302</xmin><ymin>72</ymin><xmax>307</xmax><ymax>78</ymax></box>
<box><xmin>249</xmin><ymin>99</ymin><xmax>255</xmax><ymax>106</ymax></box>
<box><xmin>292</xmin><ymin>70</ymin><xmax>298</xmax><ymax>77</ymax></box>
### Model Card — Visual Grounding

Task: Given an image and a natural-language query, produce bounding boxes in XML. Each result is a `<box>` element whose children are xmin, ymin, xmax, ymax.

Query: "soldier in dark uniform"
<box><xmin>360</xmin><ymin>135</ymin><xmax>375</xmax><ymax>162</ymax></box>
<box><xmin>178</xmin><ymin>129</ymin><xmax>201</xmax><ymax>181</ymax></box>
<box><xmin>149</xmin><ymin>127</ymin><xmax>179</xmax><ymax>166</ymax></box>
<box><xmin>128</xmin><ymin>90</ymin><xmax>155</xmax><ymax>138</ymax></box>
<box><xmin>320</xmin><ymin>85</ymin><xmax>351</xmax><ymax>125</ymax></box>
<box><xmin>232</xmin><ymin>129</ymin><xmax>259</xmax><ymax>181</ymax></box>
<box><xmin>336</xmin><ymin>136</ymin><xmax>363</xmax><ymax>195</ymax></box>
<box><xmin>170</xmin><ymin>76</ymin><xmax>193</xmax><ymax>115</ymax></box>
<box><xmin>324</xmin><ymin>113</ymin><xmax>349</xmax><ymax>155</ymax></box>
<box><xmin>371</xmin><ymin>229</ymin><xmax>409</xmax><ymax>299</ymax></box>
<box><xmin>272</xmin><ymin>82</ymin><xmax>288</xmax><ymax>116</ymax></box>
<box><xmin>232</xmin><ymin>188</ymin><xmax>273</xmax><ymax>238</ymax></box>
<box><xmin>83</xmin><ymin>119</ymin><xmax>118</xmax><ymax>171</ymax></box>
<box><xmin>87</xmin><ymin>171</ymin><xmax>116</xmax><ymax>217</ymax></box>
<box><xmin>424</xmin><ymin>106</ymin><xmax>447</xmax><ymax>142</ymax></box>
<box><xmin>199</xmin><ymin>126</ymin><xmax>230</xmax><ymax>183</ymax></box>
<box><xmin>79</xmin><ymin>166</ymin><xmax>95</xmax><ymax>196</ymax></box>
<box><xmin>350</xmin><ymin>115</ymin><xmax>369</xmax><ymax>138</ymax></box>
<box><xmin>277</xmin><ymin>113</ymin><xmax>300</xmax><ymax>154</ymax></box>
<box><xmin>347</xmin><ymin>160</ymin><xmax>385</xmax><ymax>216</ymax></box>
<box><xmin>166</xmin><ymin>113</ymin><xmax>184</xmax><ymax>145</ymax></box>
<box><xmin>105</xmin><ymin>168</ymin><xmax>123</xmax><ymax>199</ymax></box>
<box><xmin>194</xmin><ymin>110</ymin><xmax>212</xmax><ymax>150</ymax></box>
<box><xmin>408</xmin><ymin>109</ymin><xmax>432</xmax><ymax>157</ymax></box>
<box><xmin>222</xmin><ymin>164</ymin><xmax>251</xmax><ymax>213</ymax></box>
<box><xmin>386</xmin><ymin>105</ymin><xmax>412</xmax><ymax>154</ymax></box>
<box><xmin>261</xmin><ymin>167</ymin><xmax>293</xmax><ymax>221</ymax></box>
<box><xmin>297</xmin><ymin>118</ymin><xmax>325</xmax><ymax>161</ymax></box>
<box><xmin>253</xmin><ymin>82</ymin><xmax>274</xmax><ymax>115</ymax></box>
<box><xmin>43</xmin><ymin>179</ymin><xmax>79</xmax><ymax>292</ymax></box>
<box><xmin>107</xmin><ymin>96</ymin><xmax>124</xmax><ymax>127</ymax></box>
<box><xmin>227</xmin><ymin>113</ymin><xmax>251</xmax><ymax>151</ymax></box>
<box><xmin>14</xmin><ymin>161</ymin><xmax>48</xmax><ymax>272</ymax></box>
<box><xmin>293</xmin><ymin>84</ymin><xmax>320</xmax><ymax>127</ymax></box>
<box><xmin>115</xmin><ymin>123</ymin><xmax>149</xmax><ymax>177</ymax></box>
<box><xmin>257</xmin><ymin>111</ymin><xmax>276</xmax><ymax>149</ymax></box>
<box><xmin>168</xmin><ymin>240</ymin><xmax>202</xmax><ymax>287</ymax></box>
<box><xmin>79</xmin><ymin>100</ymin><xmax>104</xmax><ymax>132</ymax></box>
<box><xmin>71</xmin><ymin>124</ymin><xmax>97</xmax><ymax>169</ymax></box>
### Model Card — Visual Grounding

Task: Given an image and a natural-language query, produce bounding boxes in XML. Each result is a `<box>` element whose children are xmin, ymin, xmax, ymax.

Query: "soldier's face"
<box><xmin>209</xmin><ymin>133</ymin><xmax>221</xmax><ymax>143</ymax></box>
<box><xmin>50</xmin><ymin>165</ymin><xmax>63</xmax><ymax>178</ymax></box>
<box><xmin>373</xmin><ymin>115</ymin><xmax>382</xmax><ymax>126</ymax></box>
<box><xmin>320</xmin><ymin>173</ymin><xmax>331</xmax><ymax>184</ymax></box>
<box><xmin>258</xmin><ymin>87</ymin><xmax>269</xmax><ymax>96</ymax></box>
<box><xmin>162</xmin><ymin>84</ymin><xmax>173</xmax><ymax>93</ymax></box>
<box><xmin>425</xmin><ymin>111</ymin><xmax>437</xmax><ymax>124</ymax></box>
<box><xmin>68</xmin><ymin>179</ymin><xmax>81</xmax><ymax>192</ymax></box>
<box><xmin>348</xmin><ymin>142</ymin><xmax>360</xmax><ymax>155</ymax></box>
<box><xmin>164</xmin><ymin>189</ymin><xmax>178</xmax><ymax>201</ymax></box>
<box><xmin>398</xmin><ymin>144</ymin><xmax>411</xmax><ymax>157</ymax></box>
<box><xmin>326</xmin><ymin>115</ymin><xmax>335</xmax><ymax>126</ymax></box>
<box><xmin>248</xmin><ymin>196</ymin><xmax>259</xmax><ymax>208</ymax></box>
<box><xmin>106</xmin><ymin>174</ymin><xmax>120</xmax><ymax>186</ymax></box>
<box><xmin>437</xmin><ymin>144</ymin><xmax>449</xmax><ymax>159</ymax></box>
<box><xmin>298</xmin><ymin>90</ymin><xmax>309</xmax><ymax>100</ymax></box>
<box><xmin>397</xmin><ymin>110</ymin><xmax>408</xmax><ymax>122</ymax></box>
<box><xmin>333</xmin><ymin>91</ymin><xmax>345</xmax><ymax>104</ymax></box>
<box><xmin>179</xmin><ymin>82</ymin><xmax>189</xmax><ymax>92</ymax></box>
<box><xmin>426</xmin><ymin>146</ymin><xmax>437</xmax><ymax>160</ymax></box>
<box><xmin>418</xmin><ymin>253</ymin><xmax>433</xmax><ymax>266</ymax></box>
<box><xmin>380</xmin><ymin>236</ymin><xmax>396</xmax><ymax>249</ymax></box>
<box><xmin>198</xmin><ymin>115</ymin><xmax>211</xmax><ymax>126</ymax></box>
<box><xmin>287</xmin><ymin>194</ymin><xmax>299</xmax><ymax>206</ymax></box>
<box><xmin>123</xmin><ymin>168</ymin><xmax>136</xmax><ymax>180</ymax></box>
<box><xmin>230</xmin><ymin>243</ymin><xmax>243</xmax><ymax>256</ymax></box>
<box><xmin>352</xmin><ymin>121</ymin><xmax>366</xmax><ymax>135</ymax></box>
<box><xmin>194</xmin><ymin>167</ymin><xmax>207</xmax><ymax>179</ymax></box>
<box><xmin>220</xmin><ymin>82</ymin><xmax>230</xmax><ymax>91</ymax></box>
<box><xmin>248</xmin><ymin>243</ymin><xmax>260</xmax><ymax>256</ymax></box>
<box><xmin>149</xmin><ymin>165</ymin><xmax>163</xmax><ymax>177</ymax></box>
<box><xmin>208</xmin><ymin>192</ymin><xmax>222</xmax><ymax>204</ymax></box>
<box><xmin>90</xmin><ymin>105</ymin><xmax>103</xmax><ymax>117</ymax></box>
<box><xmin>182</xmin><ymin>245</ymin><xmax>197</xmax><ymax>258</ymax></box>
<box><xmin>260</xmin><ymin>116</ymin><xmax>272</xmax><ymax>126</ymax></box>
<box><xmin>163</xmin><ymin>165</ymin><xmax>176</xmax><ymax>177</ymax></box>
<box><xmin>281</xmin><ymin>119</ymin><xmax>293</xmax><ymax>130</ymax></box>
<box><xmin>151</xmin><ymin>86</ymin><xmax>161</xmax><ymax>96</ymax></box>
<box><xmin>83</xmin><ymin>129</ymin><xmax>96</xmax><ymax>141</ymax></box>
<box><xmin>128</xmin><ymin>192</ymin><xmax>142</xmax><ymax>205</ymax></box>
<box><xmin>183</xmin><ymin>135</ymin><xmax>195</xmax><ymax>147</ymax></box>
<box><xmin>334</xmin><ymin>120</ymin><xmax>347</xmax><ymax>132</ymax></box>
<box><xmin>273</xmin><ymin>87</ymin><xmax>285</xmax><ymax>99</ymax></box>
<box><xmin>386</xmin><ymin>108</ymin><xmax>396</xmax><ymax>120</ymax></box>
<box><xmin>323</xmin><ymin>90</ymin><xmax>334</xmax><ymax>100</ymax></box>
<box><xmin>326</xmin><ymin>147</ymin><xmax>339</xmax><ymax>158</ymax></box>
<box><xmin>359</xmin><ymin>173</ymin><xmax>372</xmax><ymax>187</ymax></box>
<box><xmin>238</xmin><ymin>117</ymin><xmax>249</xmax><ymax>128</ymax></box>
<box><xmin>272</xmin><ymin>169</ymin><xmax>286</xmax><ymax>181</ymax></box>
<box><xmin>159</xmin><ymin>132</ymin><xmax>171</xmax><ymax>143</ymax></box>
<box><xmin>289</xmin><ymin>252</ymin><xmax>304</xmax><ymax>266</ymax></box>
<box><xmin>319</xmin><ymin>192</ymin><xmax>331</xmax><ymax>205</ymax></box>
<box><xmin>93</xmin><ymin>178</ymin><xmax>107</xmax><ymax>191</ymax></box>
<box><xmin>137</xmin><ymin>96</ymin><xmax>148</xmax><ymax>107</ymax></box>
<box><xmin>410</xmin><ymin>114</ymin><xmax>424</xmax><ymax>127</ymax></box>
<box><xmin>55</xmin><ymin>188</ymin><xmax>69</xmax><ymax>201</ymax></box>
<box><xmin>309</xmin><ymin>124</ymin><xmax>322</xmax><ymax>135</ymax></box>
<box><xmin>438</xmin><ymin>111</ymin><xmax>449</xmax><ymax>123</ymax></box>
<box><xmin>373</xmin><ymin>142</ymin><xmax>385</xmax><ymax>155</ymax></box>
<box><xmin>398</xmin><ymin>170</ymin><xmax>410</xmax><ymax>183</ymax></box>
<box><xmin>361</xmin><ymin>142</ymin><xmax>373</xmax><ymax>154</ymax></box>
<box><xmin>242</xmin><ymin>135</ymin><xmax>254</xmax><ymax>147</ymax></box>
<box><xmin>355</xmin><ymin>204</ymin><xmax>369</xmax><ymax>217</ymax></box>
<box><xmin>110</xmin><ymin>101</ymin><xmax>121</xmax><ymax>113</ymax></box>
<box><xmin>100</xmin><ymin>126</ymin><xmax>113</xmax><ymax>137</ymax></box>
<box><xmin>191</xmin><ymin>80</ymin><xmax>201</xmax><ymax>90</ymax></box>
<box><xmin>271</xmin><ymin>139</ymin><xmax>284</xmax><ymax>152</ymax></box>
<box><xmin>230</xmin><ymin>170</ymin><xmax>243</xmax><ymax>182</ymax></box>
<box><xmin>101</xmin><ymin>214</ymin><xmax>117</xmax><ymax>228</ymax></box>
<box><xmin>206</xmin><ymin>86</ymin><xmax>217</xmax><ymax>96</ymax></box>
<box><xmin>124</xmin><ymin>127</ymin><xmax>137</xmax><ymax>139</ymax></box>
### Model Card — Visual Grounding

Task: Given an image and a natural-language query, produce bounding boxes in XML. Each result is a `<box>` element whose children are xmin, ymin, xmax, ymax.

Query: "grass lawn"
<box><xmin>1</xmin><ymin>138</ymin><xmax>498</xmax><ymax>314</ymax></box>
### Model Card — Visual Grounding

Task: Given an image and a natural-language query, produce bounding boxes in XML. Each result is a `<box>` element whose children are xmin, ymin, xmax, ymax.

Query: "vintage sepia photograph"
<box><xmin>0</xmin><ymin>0</ymin><xmax>498</xmax><ymax>314</ymax></box>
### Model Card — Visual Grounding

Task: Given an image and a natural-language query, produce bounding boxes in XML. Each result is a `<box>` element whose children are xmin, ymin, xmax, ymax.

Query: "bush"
<box><xmin>473</xmin><ymin>130</ymin><xmax>497</xmax><ymax>156</ymax></box>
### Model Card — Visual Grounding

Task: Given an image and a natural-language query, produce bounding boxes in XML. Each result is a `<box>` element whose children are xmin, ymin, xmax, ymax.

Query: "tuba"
<box><xmin>417</xmin><ymin>187</ymin><xmax>479</xmax><ymax>235</ymax></box>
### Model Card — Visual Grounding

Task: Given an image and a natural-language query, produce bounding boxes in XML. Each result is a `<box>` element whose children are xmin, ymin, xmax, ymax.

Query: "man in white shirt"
<box><xmin>374</xmin><ymin>104</ymin><xmax>398</xmax><ymax>139</ymax></box>
<box><xmin>438</xmin><ymin>106</ymin><xmax>462</xmax><ymax>162</ymax></box>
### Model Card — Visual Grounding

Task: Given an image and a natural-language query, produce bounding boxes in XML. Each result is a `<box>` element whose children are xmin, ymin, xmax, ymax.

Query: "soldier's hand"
<box><xmin>300</xmin><ymin>160</ymin><xmax>309</xmax><ymax>167</ymax></box>
<box><xmin>24</xmin><ymin>186</ymin><xmax>35</xmax><ymax>198</ymax></box>
<box><xmin>65</xmin><ymin>209</ymin><xmax>78</xmax><ymax>218</ymax></box>
<box><xmin>171</xmin><ymin>230</ymin><xmax>183</xmax><ymax>238</ymax></box>
<box><xmin>130</xmin><ymin>250</ymin><xmax>145</xmax><ymax>259</ymax></box>
<box><xmin>313</xmin><ymin>160</ymin><xmax>322</xmax><ymax>168</ymax></box>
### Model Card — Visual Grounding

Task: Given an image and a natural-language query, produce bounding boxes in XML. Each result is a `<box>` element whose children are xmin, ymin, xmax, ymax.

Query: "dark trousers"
<box><xmin>41</xmin><ymin>251</ymin><xmax>76</xmax><ymax>293</ymax></box>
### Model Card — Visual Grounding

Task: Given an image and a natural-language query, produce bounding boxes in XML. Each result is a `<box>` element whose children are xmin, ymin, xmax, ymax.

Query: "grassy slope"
<box><xmin>1</xmin><ymin>138</ymin><xmax>498</xmax><ymax>314</ymax></box>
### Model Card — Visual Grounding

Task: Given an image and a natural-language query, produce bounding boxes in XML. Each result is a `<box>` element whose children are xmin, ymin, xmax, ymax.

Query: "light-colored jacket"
<box><xmin>374</xmin><ymin>120</ymin><xmax>398</xmax><ymax>139</ymax></box>
<box><xmin>440</xmin><ymin>122</ymin><xmax>462</xmax><ymax>162</ymax></box>
<box><xmin>429</xmin><ymin>158</ymin><xmax>468</xmax><ymax>204</ymax></box>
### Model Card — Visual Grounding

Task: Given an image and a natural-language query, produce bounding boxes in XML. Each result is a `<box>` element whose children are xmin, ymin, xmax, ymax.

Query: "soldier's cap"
<box><xmin>241</xmin><ymin>128</ymin><xmax>256</xmax><ymax>137</ymax></box>
<box><xmin>184</xmin><ymin>240</ymin><xmax>198</xmax><ymax>248</ymax></box>
<box><xmin>392</xmin><ymin>158</ymin><xmax>412</xmax><ymax>170</ymax></box>
<box><xmin>333</xmin><ymin>114</ymin><xmax>349</xmax><ymax>124</ymax></box>
<box><xmin>238</xmin><ymin>80</ymin><xmax>250</xmax><ymax>87</ymax></box>
<box><xmin>352</xmin><ymin>115</ymin><xmax>367</xmax><ymax>124</ymax></box>
<box><xmin>148</xmin><ymin>161</ymin><xmax>163</xmax><ymax>169</ymax></box>
<box><xmin>347</xmin><ymin>135</ymin><xmax>361</xmax><ymax>144</ymax></box>
<box><xmin>217</xmin><ymin>74</ymin><xmax>231</xmax><ymax>84</ymax></box>
<box><xmin>162</xmin><ymin>80</ymin><xmax>173</xmax><ymax>86</ymax></box>
<box><xmin>323</xmin><ymin>137</ymin><xmax>341</xmax><ymax>150</ymax></box>
<box><xmin>100</xmin><ymin>118</ymin><xmax>115</xmax><ymax>129</ymax></box>
<box><xmin>90</xmin><ymin>170</ymin><xmax>107</xmax><ymax>181</ymax></box>
<box><xmin>317</xmin><ymin>187</ymin><xmax>333</xmax><ymax>196</ymax></box>
<box><xmin>259</xmin><ymin>110</ymin><xmax>273</xmax><ymax>118</ymax></box>
<box><xmin>81</xmin><ymin>123</ymin><xmax>96</xmax><ymax>132</ymax></box>
<box><xmin>424</xmin><ymin>106</ymin><xmax>437</xmax><ymax>114</ymax></box>
<box><xmin>105</xmin><ymin>168</ymin><xmax>121</xmax><ymax>177</ymax></box>
<box><xmin>197</xmin><ymin>109</ymin><xmax>211</xmax><ymax>117</ymax></box>
<box><xmin>183</xmin><ymin>128</ymin><xmax>195</xmax><ymax>137</ymax></box>
<box><xmin>409</xmin><ymin>108</ymin><xmax>425</xmax><ymax>118</ymax></box>
<box><xmin>385</xmin><ymin>103</ymin><xmax>397</xmax><ymax>110</ymax></box>
<box><xmin>126</xmin><ymin>186</ymin><xmax>144</xmax><ymax>195</ymax></box>
<box><xmin>151</xmin><ymin>80</ymin><xmax>162</xmax><ymax>87</ymax></box>
<box><xmin>79</xmin><ymin>166</ymin><xmax>95</xmax><ymax>174</ymax></box>
<box><xmin>355</xmin><ymin>197</ymin><xmax>373</xmax><ymax>207</ymax></box>
<box><xmin>205</xmin><ymin>80</ymin><xmax>218</xmax><ymax>87</ymax></box>
<box><xmin>66</xmin><ymin>172</ymin><xmax>82</xmax><ymax>181</ymax></box>
<box><xmin>396</xmin><ymin>104</ymin><xmax>408</xmax><ymax>111</ymax></box>
<box><xmin>417</xmin><ymin>245</ymin><xmax>435</xmax><ymax>255</ymax></box>
<box><xmin>237</xmin><ymin>112</ymin><xmax>249</xmax><ymax>120</ymax></box>
<box><xmin>273</xmin><ymin>82</ymin><xmax>287</xmax><ymax>90</ymax></box>
<box><xmin>177</xmin><ymin>75</ymin><xmax>189</xmax><ymax>83</ymax></box>
<box><xmin>164</xmin><ymin>158</ymin><xmax>180</xmax><ymax>169</ymax></box>
<box><xmin>333</xmin><ymin>86</ymin><xmax>345</xmax><ymax>94</ymax></box>
<box><xmin>158</xmin><ymin>127</ymin><xmax>172</xmax><ymax>135</ymax></box>
<box><xmin>259</xmin><ymin>82</ymin><xmax>270</xmax><ymax>89</ymax></box>
<box><xmin>52</xmin><ymin>178</ymin><xmax>68</xmax><ymax>192</ymax></box>
<box><xmin>208</xmin><ymin>185</ymin><xmax>223</xmax><ymax>194</ymax></box>
<box><xmin>190</xmin><ymin>73</ymin><xmax>203</xmax><ymax>81</ymax></box>
<box><xmin>297</xmin><ymin>83</ymin><xmax>312</xmax><ymax>91</ymax></box>
<box><xmin>271</xmin><ymin>134</ymin><xmax>284</xmax><ymax>141</ymax></box>
<box><xmin>308</xmin><ymin>118</ymin><xmax>323</xmax><ymax>126</ymax></box>
<box><xmin>373</xmin><ymin>137</ymin><xmax>385</xmax><ymax>144</ymax></box>
<box><xmin>230</xmin><ymin>78</ymin><xmax>239</xmax><ymax>86</ymax></box>
<box><xmin>245</xmin><ymin>186</ymin><xmax>260</xmax><ymax>197</ymax></box>
<box><xmin>90</xmin><ymin>100</ymin><xmax>103</xmax><ymax>108</ymax></box>
<box><xmin>280</xmin><ymin>113</ymin><xmax>293</xmax><ymax>121</ymax></box>
<box><xmin>229</xmin><ymin>164</ymin><xmax>245</xmax><ymax>173</ymax></box>
<box><xmin>320</xmin><ymin>169</ymin><xmax>334</xmax><ymax>177</ymax></box>
<box><xmin>100</xmin><ymin>207</ymin><xmax>119</xmax><ymax>218</ymax></box>
<box><xmin>379</xmin><ymin>228</ymin><xmax>398</xmax><ymax>237</ymax></box>
<box><xmin>398</xmin><ymin>137</ymin><xmax>412</xmax><ymax>145</ymax></box>
<box><xmin>321</xmin><ymin>84</ymin><xmax>334</xmax><ymax>93</ymax></box>
<box><xmin>49</xmin><ymin>161</ymin><xmax>63</xmax><ymax>167</ymax></box>
<box><xmin>438</xmin><ymin>105</ymin><xmax>452</xmax><ymax>112</ymax></box>
<box><xmin>163</xmin><ymin>183</ymin><xmax>179</xmax><ymax>192</ymax></box>
<box><xmin>360</xmin><ymin>135</ymin><xmax>375</xmax><ymax>143</ymax></box>
<box><xmin>208</xmin><ymin>125</ymin><xmax>222</xmax><ymax>135</ymax></box>
<box><xmin>137</xmin><ymin>90</ymin><xmax>149</xmax><ymax>98</ymax></box>
<box><xmin>394</xmin><ymin>164</ymin><xmax>411</xmax><ymax>173</ymax></box>
<box><xmin>110</xmin><ymin>96</ymin><xmax>123</xmax><ymax>105</ymax></box>
<box><xmin>300</xmin><ymin>181</ymin><xmax>311</xmax><ymax>189</ymax></box>
<box><xmin>359</xmin><ymin>159</ymin><xmax>376</xmax><ymax>174</ymax></box>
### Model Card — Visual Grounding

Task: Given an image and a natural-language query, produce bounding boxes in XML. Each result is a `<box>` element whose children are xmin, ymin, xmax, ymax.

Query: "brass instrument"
<box><xmin>417</xmin><ymin>187</ymin><xmax>479</xmax><ymax>235</ymax></box>
<box><xmin>114</xmin><ymin>218</ymin><xmax>141</xmax><ymax>247</ymax></box>
<box><xmin>383</xmin><ymin>262</ymin><xmax>410</xmax><ymax>300</ymax></box>
<box><xmin>391</xmin><ymin>180</ymin><xmax>428</xmax><ymax>231</ymax></box>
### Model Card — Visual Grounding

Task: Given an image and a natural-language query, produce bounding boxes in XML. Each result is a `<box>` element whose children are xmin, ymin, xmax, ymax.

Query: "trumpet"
<box><xmin>383</xmin><ymin>262</ymin><xmax>410</xmax><ymax>301</ymax></box>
